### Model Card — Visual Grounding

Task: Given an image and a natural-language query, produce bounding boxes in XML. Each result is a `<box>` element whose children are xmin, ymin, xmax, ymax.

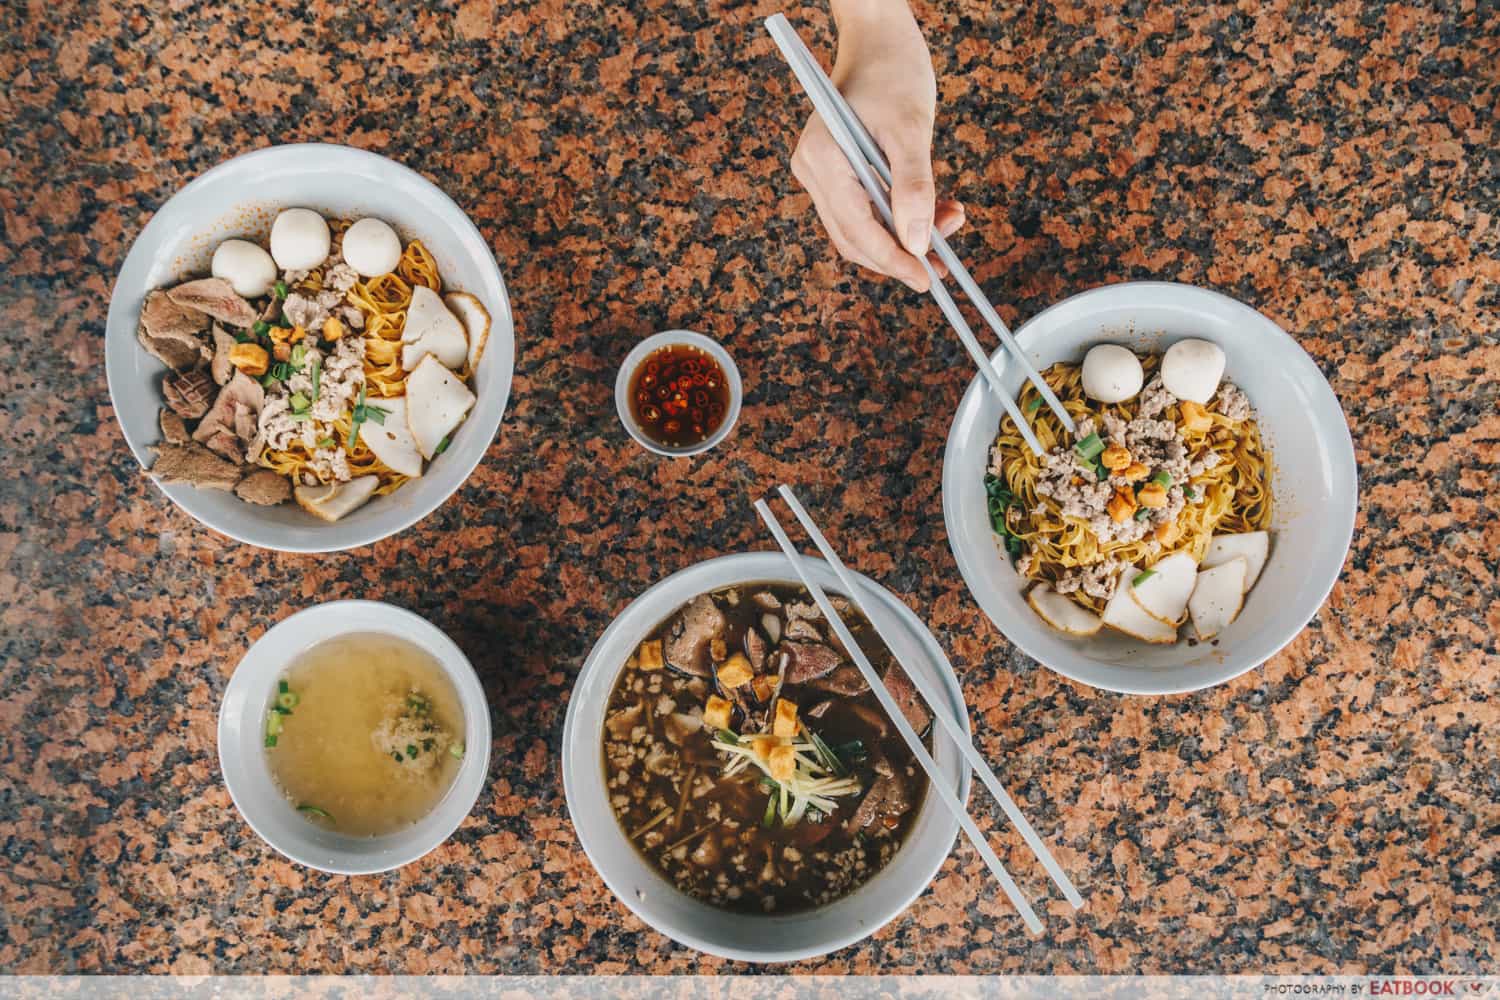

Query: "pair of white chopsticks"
<box><xmin>764</xmin><ymin>13</ymin><xmax>1075</xmax><ymax>456</ymax></box>
<box><xmin>755</xmin><ymin>486</ymin><xmax>1084</xmax><ymax>934</ymax></box>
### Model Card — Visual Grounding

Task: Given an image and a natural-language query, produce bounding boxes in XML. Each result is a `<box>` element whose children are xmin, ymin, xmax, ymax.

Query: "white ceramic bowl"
<box><xmin>218</xmin><ymin>600</ymin><xmax>491</xmax><ymax>875</ymax></box>
<box><xmin>562</xmin><ymin>552</ymin><xmax>971</xmax><ymax>963</ymax></box>
<box><xmin>943</xmin><ymin>282</ymin><xmax>1357</xmax><ymax>695</ymax></box>
<box><xmin>105</xmin><ymin>143</ymin><xmax>516</xmax><ymax>552</ymax></box>
<box><xmin>614</xmin><ymin>330</ymin><xmax>743</xmax><ymax>457</ymax></box>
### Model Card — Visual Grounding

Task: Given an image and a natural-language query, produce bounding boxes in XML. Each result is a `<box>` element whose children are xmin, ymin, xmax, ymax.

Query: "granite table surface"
<box><xmin>1</xmin><ymin>0</ymin><xmax>1496</xmax><ymax>977</ymax></box>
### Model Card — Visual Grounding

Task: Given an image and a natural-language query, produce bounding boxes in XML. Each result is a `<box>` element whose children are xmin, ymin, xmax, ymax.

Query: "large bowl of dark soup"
<box><xmin>218</xmin><ymin>600</ymin><xmax>491</xmax><ymax>874</ymax></box>
<box><xmin>562</xmin><ymin>553</ymin><xmax>971</xmax><ymax>962</ymax></box>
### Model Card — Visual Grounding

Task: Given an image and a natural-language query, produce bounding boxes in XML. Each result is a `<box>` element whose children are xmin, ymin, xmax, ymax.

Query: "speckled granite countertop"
<box><xmin>1</xmin><ymin>0</ymin><xmax>1495</xmax><ymax>977</ymax></box>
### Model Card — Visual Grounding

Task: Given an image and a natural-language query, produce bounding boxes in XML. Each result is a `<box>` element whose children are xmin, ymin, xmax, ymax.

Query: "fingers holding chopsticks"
<box><xmin>792</xmin><ymin>129</ymin><xmax>966</xmax><ymax>292</ymax></box>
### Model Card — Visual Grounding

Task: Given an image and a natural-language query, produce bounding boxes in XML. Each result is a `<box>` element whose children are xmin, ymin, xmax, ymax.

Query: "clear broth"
<box><xmin>265</xmin><ymin>632</ymin><xmax>464</xmax><ymax>836</ymax></box>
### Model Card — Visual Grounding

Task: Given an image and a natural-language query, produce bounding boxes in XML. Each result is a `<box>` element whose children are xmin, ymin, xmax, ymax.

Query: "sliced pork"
<box><xmin>782</xmin><ymin>641</ymin><xmax>842</xmax><ymax>684</ymax></box>
<box><xmin>665</xmin><ymin>594</ymin><xmax>725</xmax><ymax>677</ymax></box>
<box><xmin>137</xmin><ymin>291</ymin><xmax>210</xmax><ymax>371</ymax></box>
<box><xmin>166</xmin><ymin>277</ymin><xmax>257</xmax><ymax>328</ymax></box>
<box><xmin>192</xmin><ymin>372</ymin><xmax>264</xmax><ymax>462</ymax></box>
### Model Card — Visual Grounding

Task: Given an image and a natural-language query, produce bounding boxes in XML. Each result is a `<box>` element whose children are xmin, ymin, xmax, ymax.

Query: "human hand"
<box><xmin>790</xmin><ymin>0</ymin><xmax>963</xmax><ymax>292</ymax></box>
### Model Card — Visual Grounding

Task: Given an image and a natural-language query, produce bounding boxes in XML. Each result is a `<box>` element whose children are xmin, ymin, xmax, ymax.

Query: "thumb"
<box><xmin>886</xmin><ymin>123</ymin><xmax>936</xmax><ymax>258</ymax></box>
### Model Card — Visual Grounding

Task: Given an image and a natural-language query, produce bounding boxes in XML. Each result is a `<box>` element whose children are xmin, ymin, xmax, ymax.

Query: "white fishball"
<box><xmin>269</xmin><ymin>208</ymin><xmax>331</xmax><ymax>271</ymax></box>
<box><xmin>1160</xmin><ymin>338</ymin><xmax>1226</xmax><ymax>403</ymax></box>
<box><xmin>210</xmin><ymin>239</ymin><xmax>278</xmax><ymax>298</ymax></box>
<box><xmin>1081</xmin><ymin>343</ymin><xmax>1144</xmax><ymax>403</ymax></box>
<box><xmin>341</xmin><ymin>217</ymin><xmax>403</xmax><ymax>277</ymax></box>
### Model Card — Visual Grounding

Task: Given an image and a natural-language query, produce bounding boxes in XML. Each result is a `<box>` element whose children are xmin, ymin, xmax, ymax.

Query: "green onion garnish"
<box><xmin>288</xmin><ymin>412</ymin><xmax>312</xmax><ymax>422</ymax></box>
<box><xmin>1135</xmin><ymin>508</ymin><xmax>1152</xmax><ymax>521</ymax></box>
<box><xmin>234</xmin><ymin>330</ymin><xmax>252</xmax><ymax>344</ymax></box>
<box><xmin>1184</xmin><ymin>486</ymin><xmax>1198</xmax><ymax>500</ymax></box>
<box><xmin>1150</xmin><ymin>470</ymin><xmax>1173</xmax><ymax>488</ymax></box>
<box><xmin>308</xmin><ymin>356</ymin><xmax>321</xmax><ymax>401</ymax></box>
<box><xmin>273</xmin><ymin>280</ymin><xmax>288</xmax><ymax>299</ymax></box>
<box><xmin>360</xmin><ymin>403</ymin><xmax>390</xmax><ymax>426</ymax></box>
<box><xmin>290</xmin><ymin>342</ymin><xmax>307</xmax><ymax>366</ymax></box>
<box><xmin>433</xmin><ymin>435</ymin><xmax>450</xmax><ymax>456</ymax></box>
<box><xmin>316</xmin><ymin>437</ymin><xmax>336</xmax><ymax>449</ymax></box>
<box><xmin>1132</xmin><ymin>569</ymin><xmax>1157</xmax><ymax>587</ymax></box>
<box><xmin>264</xmin><ymin>734</ymin><xmax>277</xmax><ymax>748</ymax></box>
<box><xmin>391</xmin><ymin>751</ymin><xmax>403</xmax><ymax>763</ymax></box>
<box><xmin>278</xmin><ymin>680</ymin><xmax>289</xmax><ymax>694</ymax></box>
<box><xmin>1024</xmin><ymin>395</ymin><xmax>1043</xmax><ymax>414</ymax></box>
<box><xmin>405</xmin><ymin>744</ymin><xmax>418</xmax><ymax>759</ymax></box>
<box><xmin>265</xmin><ymin>711</ymin><xmax>284</xmax><ymax>739</ymax></box>
<box><xmin>762</xmin><ymin>793</ymin><xmax>777</xmax><ymax>828</ymax></box>
<box><xmin>271</xmin><ymin>704</ymin><xmax>291</xmax><ymax>716</ymax></box>
<box><xmin>349</xmin><ymin>385</ymin><xmax>369</xmax><ymax>450</ymax></box>
<box><xmin>1094</xmin><ymin>461</ymin><xmax>1109</xmax><ymax>482</ymax></box>
<box><xmin>1073</xmin><ymin>432</ymin><xmax>1105</xmax><ymax>461</ymax></box>
<box><xmin>296</xmin><ymin>804</ymin><xmax>332</xmax><ymax>819</ymax></box>
<box><xmin>277</xmin><ymin>691</ymin><xmax>299</xmax><ymax>711</ymax></box>
<box><xmin>254</xmin><ymin>320</ymin><xmax>270</xmax><ymax>336</ymax></box>
<box><xmin>449</xmin><ymin>743</ymin><xmax>465</xmax><ymax>760</ymax></box>
<box><xmin>289</xmin><ymin>392</ymin><xmax>310</xmax><ymax>413</ymax></box>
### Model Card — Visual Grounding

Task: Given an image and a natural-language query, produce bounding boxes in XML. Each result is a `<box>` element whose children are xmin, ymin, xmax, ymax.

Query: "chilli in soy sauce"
<box><xmin>627</xmin><ymin>343</ymin><xmax>730</xmax><ymax>448</ymax></box>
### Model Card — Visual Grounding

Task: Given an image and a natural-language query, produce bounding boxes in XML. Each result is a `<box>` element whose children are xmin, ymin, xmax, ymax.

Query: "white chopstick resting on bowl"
<box><xmin>776</xmin><ymin>485</ymin><xmax>1084</xmax><ymax>910</ymax></box>
<box><xmin>754</xmin><ymin>498</ymin><xmax>1045</xmax><ymax>935</ymax></box>
<box><xmin>764</xmin><ymin>13</ymin><xmax>1075</xmax><ymax>455</ymax></box>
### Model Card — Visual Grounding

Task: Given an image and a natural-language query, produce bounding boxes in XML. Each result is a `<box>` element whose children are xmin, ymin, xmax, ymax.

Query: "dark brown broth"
<box><xmin>602</xmin><ymin>583</ymin><xmax>930</xmax><ymax>914</ymax></box>
<box><xmin>627</xmin><ymin>343</ymin><xmax>729</xmax><ymax>448</ymax></box>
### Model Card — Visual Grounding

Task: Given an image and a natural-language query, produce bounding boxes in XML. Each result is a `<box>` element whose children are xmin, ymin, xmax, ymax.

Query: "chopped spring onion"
<box><xmin>276</xmin><ymin>690</ymin><xmax>299</xmax><ymax>711</ymax></box>
<box><xmin>234</xmin><ymin>330</ymin><xmax>252</xmax><ymax>344</ymax></box>
<box><xmin>254</xmin><ymin>320</ymin><xmax>271</xmax><ymax>337</ymax></box>
<box><xmin>391</xmin><ymin>751</ymin><xmax>403</xmax><ymax>763</ymax></box>
<box><xmin>405</xmin><ymin>744</ymin><xmax>418</xmax><ymax>759</ymax></box>
<box><xmin>1135</xmin><ymin>508</ymin><xmax>1152</xmax><ymax>521</ymax></box>
<box><xmin>762</xmin><ymin>793</ymin><xmax>777</xmax><ymax>828</ymax></box>
<box><xmin>1150</xmin><ymin>470</ymin><xmax>1173</xmax><ymax>488</ymax></box>
<box><xmin>349</xmin><ymin>386</ymin><xmax>369</xmax><ymax>450</ymax></box>
<box><xmin>1132</xmin><ymin>569</ymin><xmax>1157</xmax><ymax>587</ymax></box>
<box><xmin>1094</xmin><ymin>460</ymin><xmax>1109</xmax><ymax>482</ymax></box>
<box><xmin>278</xmin><ymin>680</ymin><xmax>289</xmax><ymax>694</ymax></box>
<box><xmin>289</xmin><ymin>392</ymin><xmax>310</xmax><ymax>413</ymax></box>
<box><xmin>361</xmin><ymin>403</ymin><xmax>389</xmax><ymax>426</ymax></box>
<box><xmin>1024</xmin><ymin>395</ymin><xmax>1043</xmax><ymax>414</ymax></box>
<box><xmin>1073</xmin><ymin>432</ymin><xmax>1105</xmax><ymax>461</ymax></box>
<box><xmin>316</xmin><ymin>437</ymin><xmax>336</xmax><ymax>449</ymax></box>
<box><xmin>308</xmin><ymin>356</ymin><xmax>321</xmax><ymax>400</ymax></box>
<box><xmin>290</xmin><ymin>342</ymin><xmax>307</xmax><ymax>366</ymax></box>
<box><xmin>433</xmin><ymin>435</ymin><xmax>450</xmax><ymax>456</ymax></box>
<box><xmin>449</xmin><ymin>742</ymin><xmax>465</xmax><ymax>760</ymax></box>
<box><xmin>273</xmin><ymin>280</ymin><xmax>288</xmax><ymax>299</ymax></box>
<box><xmin>407</xmin><ymin>694</ymin><xmax>430</xmax><ymax>714</ymax></box>
<box><xmin>296</xmin><ymin>804</ymin><xmax>332</xmax><ymax>819</ymax></box>
<box><xmin>271</xmin><ymin>704</ymin><xmax>292</xmax><ymax>716</ymax></box>
<box><xmin>1184</xmin><ymin>486</ymin><xmax>1198</xmax><ymax>500</ymax></box>
<box><xmin>265</xmin><ymin>711</ymin><xmax>284</xmax><ymax>744</ymax></box>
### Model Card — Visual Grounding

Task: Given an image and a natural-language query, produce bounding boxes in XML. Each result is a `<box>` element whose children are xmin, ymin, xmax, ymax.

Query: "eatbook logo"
<box><xmin>1465</xmin><ymin>985</ymin><xmax>1489</xmax><ymax>995</ymax></box>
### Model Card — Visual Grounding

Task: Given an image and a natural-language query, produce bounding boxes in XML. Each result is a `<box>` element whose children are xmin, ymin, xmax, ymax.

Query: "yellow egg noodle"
<box><xmin>260</xmin><ymin>238</ymin><xmax>444</xmax><ymax>497</ymax></box>
<box><xmin>992</xmin><ymin>356</ymin><xmax>1272</xmax><ymax>615</ymax></box>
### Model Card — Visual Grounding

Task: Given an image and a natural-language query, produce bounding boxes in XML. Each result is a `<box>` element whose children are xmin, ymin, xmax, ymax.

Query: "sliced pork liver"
<box><xmin>234</xmin><ymin>469</ymin><xmax>291</xmax><ymax>506</ymax></box>
<box><xmin>148</xmin><ymin>443</ymin><xmax>242</xmax><ymax>490</ymax></box>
